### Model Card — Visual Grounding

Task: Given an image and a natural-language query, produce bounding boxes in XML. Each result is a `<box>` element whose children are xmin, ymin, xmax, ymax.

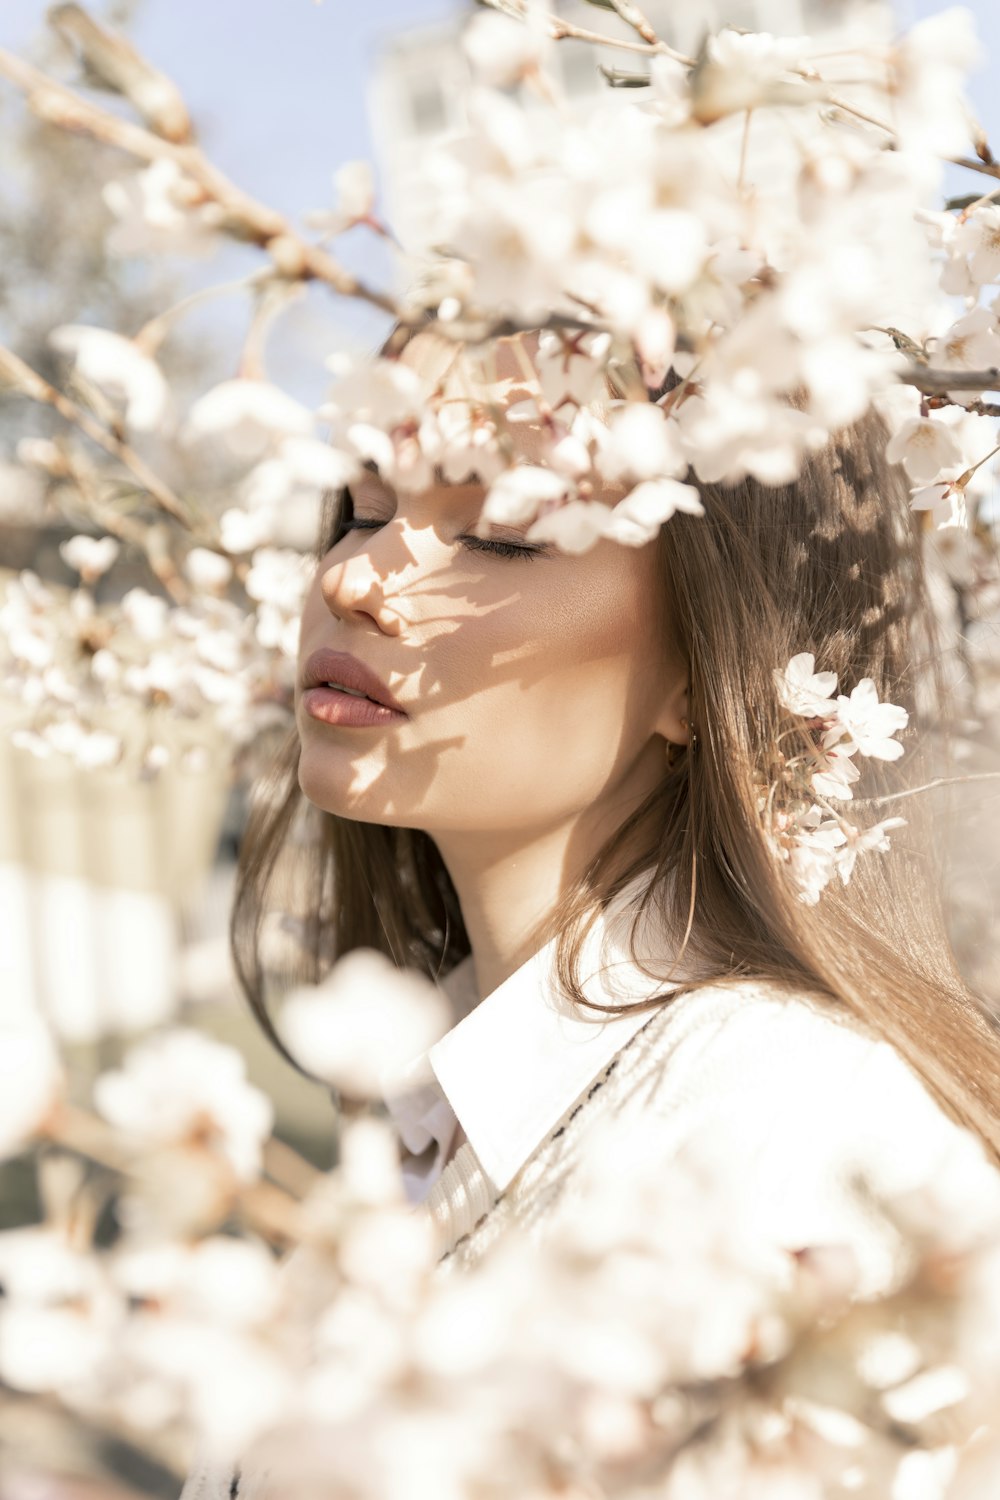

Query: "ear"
<box><xmin>656</xmin><ymin>677</ymin><xmax>690</xmax><ymax>748</ymax></box>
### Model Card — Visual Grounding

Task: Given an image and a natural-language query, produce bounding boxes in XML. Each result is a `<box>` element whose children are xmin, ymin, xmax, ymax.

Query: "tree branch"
<box><xmin>606</xmin><ymin>0</ymin><xmax>659</xmax><ymax>46</ymax></box>
<box><xmin>897</xmin><ymin>365</ymin><xmax>1000</xmax><ymax>396</ymax></box>
<box><xmin>0</xmin><ymin>46</ymin><xmax>399</xmax><ymax>316</ymax></box>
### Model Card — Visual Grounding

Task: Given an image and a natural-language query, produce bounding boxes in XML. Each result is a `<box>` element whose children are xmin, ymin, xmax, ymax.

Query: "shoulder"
<box><xmin>598</xmin><ymin>975</ymin><xmax>1000</xmax><ymax>1297</ymax></box>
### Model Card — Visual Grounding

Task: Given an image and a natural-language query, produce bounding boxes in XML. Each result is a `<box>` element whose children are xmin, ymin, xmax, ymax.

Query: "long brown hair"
<box><xmin>230</xmin><ymin>339</ymin><xmax>1000</xmax><ymax>1168</ymax></box>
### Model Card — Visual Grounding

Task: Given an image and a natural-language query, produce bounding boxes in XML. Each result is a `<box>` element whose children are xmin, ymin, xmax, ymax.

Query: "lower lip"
<box><xmin>302</xmin><ymin>686</ymin><xmax>407</xmax><ymax>727</ymax></box>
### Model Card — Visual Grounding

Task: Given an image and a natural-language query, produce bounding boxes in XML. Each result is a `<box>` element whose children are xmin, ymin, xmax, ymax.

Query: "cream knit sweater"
<box><xmin>177</xmin><ymin>975</ymin><xmax>1000</xmax><ymax>1500</ymax></box>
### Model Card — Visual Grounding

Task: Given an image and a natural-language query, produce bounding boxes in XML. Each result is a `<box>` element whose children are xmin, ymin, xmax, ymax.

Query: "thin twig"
<box><xmin>0</xmin><ymin>46</ymin><xmax>398</xmax><ymax>316</ymax></box>
<box><xmin>479</xmin><ymin>0</ymin><xmax>693</xmax><ymax>63</ymax></box>
<box><xmin>861</xmin><ymin>771</ymin><xmax>1000</xmax><ymax>808</ymax></box>
<box><xmin>950</xmin><ymin>155</ymin><xmax>1000</xmax><ymax>183</ymax></box>
<box><xmin>606</xmin><ymin>0</ymin><xmax>659</xmax><ymax>46</ymax></box>
<box><xmin>134</xmin><ymin>265</ymin><xmax>274</xmax><ymax>354</ymax></box>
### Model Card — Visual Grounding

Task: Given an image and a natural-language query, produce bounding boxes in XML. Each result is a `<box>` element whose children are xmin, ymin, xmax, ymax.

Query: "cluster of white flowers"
<box><xmin>5</xmin><ymin>1038</ymin><xmax>1000</xmax><ymax>1496</ymax></box>
<box><xmin>1</xmin><ymin>2</ymin><xmax>998</xmax><ymax>775</ymax></box>
<box><xmin>764</xmin><ymin>653</ymin><xmax>910</xmax><ymax>904</ymax></box>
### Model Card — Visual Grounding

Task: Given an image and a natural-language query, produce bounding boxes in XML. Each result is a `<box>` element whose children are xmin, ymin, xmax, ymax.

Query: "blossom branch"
<box><xmin>605</xmin><ymin>0</ymin><xmax>660</xmax><ymax>46</ymax></box>
<box><xmin>950</xmin><ymin>155</ymin><xmax>1000</xmax><ymax>183</ymax></box>
<box><xmin>0</xmin><ymin>343</ymin><xmax>197</xmax><ymax>530</ymax></box>
<box><xmin>478</xmin><ymin>0</ymin><xmax>694</xmax><ymax>63</ymax></box>
<box><xmin>898</xmin><ymin>364</ymin><xmax>1000</xmax><ymax>395</ymax></box>
<box><xmin>0</xmin><ymin>45</ymin><xmax>399</xmax><ymax>316</ymax></box>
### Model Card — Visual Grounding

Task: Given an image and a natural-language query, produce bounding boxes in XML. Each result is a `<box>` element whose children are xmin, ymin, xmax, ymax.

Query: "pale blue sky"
<box><xmin>1</xmin><ymin>1</ymin><xmax>998</xmax><ymax>401</ymax></box>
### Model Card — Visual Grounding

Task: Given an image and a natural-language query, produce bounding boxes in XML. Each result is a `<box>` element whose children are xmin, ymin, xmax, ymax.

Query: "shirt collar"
<box><xmin>380</xmin><ymin>868</ymin><xmax>695</xmax><ymax>1195</ymax></box>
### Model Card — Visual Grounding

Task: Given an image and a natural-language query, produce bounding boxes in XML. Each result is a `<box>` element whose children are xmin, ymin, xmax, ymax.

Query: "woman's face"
<box><xmin>296</xmin><ymin>339</ymin><xmax>690</xmax><ymax>855</ymax></box>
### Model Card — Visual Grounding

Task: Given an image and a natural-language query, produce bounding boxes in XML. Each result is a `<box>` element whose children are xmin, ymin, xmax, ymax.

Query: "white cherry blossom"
<box><xmin>535</xmin><ymin>330</ymin><xmax>613</xmax><ymax>412</ymax></box>
<box><xmin>102</xmin><ymin>157</ymin><xmax>222</xmax><ymax>259</ymax></box>
<box><xmin>951</xmin><ymin>204</ymin><xmax>1000</xmax><ymax>286</ymax></box>
<box><xmin>184</xmin><ymin>547</ymin><xmax>234</xmax><ymax>592</ymax></box>
<box><xmin>772</xmin><ymin>653</ymin><xmax>839</xmax><ymax>719</ymax></box>
<box><xmin>526</xmin><ymin>498</ymin><xmax>615</xmax><ymax>554</ymax></box>
<box><xmin>909</xmin><ymin>480</ymin><xmax>969</xmax><ymax>530</ymax></box>
<box><xmin>278</xmin><ymin>948</ymin><xmax>452</xmax><ymax>1100</ymax></box>
<box><xmin>182</xmin><ymin>378</ymin><xmax>315</xmax><ymax>460</ymax></box>
<box><xmin>596</xmin><ymin>402</ymin><xmax>689</xmax><ymax>486</ymax></box>
<box><xmin>305</xmin><ymin>160</ymin><xmax>376</xmax><ymax>236</ymax></box>
<box><xmin>810</xmin><ymin>742</ymin><xmax>861</xmax><ymax>802</ymax></box>
<box><xmin>830</xmin><ymin>679</ymin><xmax>909</xmax><ymax>761</ymax></box>
<box><xmin>461</xmin><ymin>7</ymin><xmax>550</xmax><ymax>90</ymax></box>
<box><xmin>835</xmin><ymin>817</ymin><xmax>908</xmax><ymax>886</ymax></box>
<box><xmin>93</xmin><ymin>1028</ymin><xmax>274</xmax><ymax>1182</ymax></box>
<box><xmin>49</xmin><ymin>325</ymin><xmax>171</xmax><ymax>432</ymax></box>
<box><xmin>932</xmin><ymin>305</ymin><xmax>1000</xmax><ymax>376</ymax></box>
<box><xmin>602</xmin><ymin>479</ymin><xmax>704</xmax><ymax>546</ymax></box>
<box><xmin>481</xmin><ymin>463</ymin><xmax>571</xmax><ymax>526</ymax></box>
<box><xmin>884</xmin><ymin>417</ymin><xmax>964</xmax><ymax>484</ymax></box>
<box><xmin>59</xmin><ymin>533</ymin><xmax>121</xmax><ymax>582</ymax></box>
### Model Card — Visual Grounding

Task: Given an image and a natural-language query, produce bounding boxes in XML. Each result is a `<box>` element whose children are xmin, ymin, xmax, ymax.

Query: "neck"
<box><xmin>431</xmin><ymin>771</ymin><xmax>662</xmax><ymax>1002</ymax></box>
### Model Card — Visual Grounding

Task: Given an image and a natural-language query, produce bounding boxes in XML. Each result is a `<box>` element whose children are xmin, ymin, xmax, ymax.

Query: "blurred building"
<box><xmin>368</xmin><ymin>0</ymin><xmax>863</xmax><ymax>252</ymax></box>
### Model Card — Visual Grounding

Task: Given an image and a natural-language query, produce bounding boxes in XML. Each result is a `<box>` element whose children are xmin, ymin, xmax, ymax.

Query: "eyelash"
<box><xmin>338</xmin><ymin>517</ymin><xmax>544</xmax><ymax>561</ymax></box>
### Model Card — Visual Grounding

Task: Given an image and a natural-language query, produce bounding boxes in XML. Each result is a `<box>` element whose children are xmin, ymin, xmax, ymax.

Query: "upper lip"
<box><xmin>302</xmin><ymin>649</ymin><xmax>407</xmax><ymax>714</ymax></box>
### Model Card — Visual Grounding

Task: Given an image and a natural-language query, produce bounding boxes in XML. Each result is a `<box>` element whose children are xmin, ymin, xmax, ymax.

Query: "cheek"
<box><xmin>446</xmin><ymin>552</ymin><xmax>659</xmax><ymax>759</ymax></box>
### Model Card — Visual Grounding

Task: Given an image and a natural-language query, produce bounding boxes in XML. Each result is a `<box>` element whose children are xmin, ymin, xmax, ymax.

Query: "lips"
<box><xmin>301</xmin><ymin>649</ymin><xmax>406</xmax><ymax>714</ymax></box>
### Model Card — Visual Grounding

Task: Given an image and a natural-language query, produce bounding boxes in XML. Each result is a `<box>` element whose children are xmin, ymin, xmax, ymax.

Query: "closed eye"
<box><xmin>338</xmin><ymin>517</ymin><xmax>547</xmax><ymax>561</ymax></box>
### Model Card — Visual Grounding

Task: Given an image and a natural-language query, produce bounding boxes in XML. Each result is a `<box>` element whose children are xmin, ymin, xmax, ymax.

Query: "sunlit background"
<box><xmin>2</xmin><ymin>9</ymin><xmax>1000</xmax><ymax>1490</ymax></box>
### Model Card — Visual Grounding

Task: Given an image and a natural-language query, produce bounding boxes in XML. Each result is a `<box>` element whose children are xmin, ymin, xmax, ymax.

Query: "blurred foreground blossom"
<box><xmin>0</xmin><ymin>1012</ymin><xmax>64</xmax><ymax>1162</ymax></box>
<box><xmin>49</xmin><ymin>324</ymin><xmax>172</xmax><ymax>432</ymax></box>
<box><xmin>102</xmin><ymin>156</ymin><xmax>224</xmax><ymax>259</ymax></box>
<box><xmin>93</xmin><ymin>1028</ymin><xmax>274</xmax><ymax>1182</ymax></box>
<box><xmin>278</xmin><ymin>949</ymin><xmax>453</xmax><ymax>1100</ymax></box>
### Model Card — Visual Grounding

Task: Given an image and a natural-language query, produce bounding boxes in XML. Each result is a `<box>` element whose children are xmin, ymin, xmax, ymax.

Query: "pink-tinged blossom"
<box><xmin>534</xmin><ymin>330</ymin><xmax>612</xmax><ymax>413</ymax></box>
<box><xmin>772</xmin><ymin>653</ymin><xmax>839</xmax><ymax>719</ymax></box>
<box><xmin>831</xmin><ymin>679</ymin><xmax>909</xmax><ymax>760</ymax></box>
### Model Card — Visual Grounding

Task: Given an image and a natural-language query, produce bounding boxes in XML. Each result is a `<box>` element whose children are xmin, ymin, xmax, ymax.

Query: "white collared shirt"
<box><xmin>380</xmin><ymin>869</ymin><xmax>696</xmax><ymax>1204</ymax></box>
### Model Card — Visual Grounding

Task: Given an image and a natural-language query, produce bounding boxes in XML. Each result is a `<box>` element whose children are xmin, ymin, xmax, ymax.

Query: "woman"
<box><xmin>181</xmin><ymin>325</ymin><xmax>1000</xmax><ymax>1498</ymax></box>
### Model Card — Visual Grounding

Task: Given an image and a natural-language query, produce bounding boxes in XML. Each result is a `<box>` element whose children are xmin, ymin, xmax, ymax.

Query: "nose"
<box><xmin>319</xmin><ymin>544</ymin><xmax>403</xmax><ymax>636</ymax></box>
